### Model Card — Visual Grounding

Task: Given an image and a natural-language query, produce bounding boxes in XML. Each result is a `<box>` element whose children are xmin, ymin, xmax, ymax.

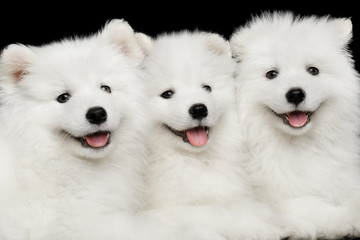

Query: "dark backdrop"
<box><xmin>0</xmin><ymin>3</ymin><xmax>359</xmax><ymax>70</ymax></box>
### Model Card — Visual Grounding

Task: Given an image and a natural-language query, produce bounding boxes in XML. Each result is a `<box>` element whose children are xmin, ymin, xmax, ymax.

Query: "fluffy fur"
<box><xmin>0</xmin><ymin>19</ymin><xmax>190</xmax><ymax>240</ymax></box>
<box><xmin>137</xmin><ymin>30</ymin><xmax>313</xmax><ymax>240</ymax></box>
<box><xmin>230</xmin><ymin>11</ymin><xmax>360</xmax><ymax>239</ymax></box>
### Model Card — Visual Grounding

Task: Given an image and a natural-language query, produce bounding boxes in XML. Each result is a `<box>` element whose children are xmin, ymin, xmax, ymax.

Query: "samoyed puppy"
<box><xmin>0</xmin><ymin>19</ymin><xmax>193</xmax><ymax>240</ymax></box>
<box><xmin>136</xmin><ymin>30</ymin><xmax>314</xmax><ymax>240</ymax></box>
<box><xmin>230</xmin><ymin>11</ymin><xmax>360</xmax><ymax>239</ymax></box>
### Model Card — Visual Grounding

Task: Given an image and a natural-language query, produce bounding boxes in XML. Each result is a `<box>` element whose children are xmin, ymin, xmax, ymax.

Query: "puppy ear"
<box><xmin>203</xmin><ymin>33</ymin><xmax>231</xmax><ymax>57</ymax></box>
<box><xmin>0</xmin><ymin>43</ymin><xmax>36</xmax><ymax>83</ymax></box>
<box><xmin>100</xmin><ymin>18</ymin><xmax>145</xmax><ymax>62</ymax></box>
<box><xmin>329</xmin><ymin>17</ymin><xmax>353</xmax><ymax>46</ymax></box>
<box><xmin>229</xmin><ymin>27</ymin><xmax>249</xmax><ymax>63</ymax></box>
<box><xmin>135</xmin><ymin>32</ymin><xmax>153</xmax><ymax>56</ymax></box>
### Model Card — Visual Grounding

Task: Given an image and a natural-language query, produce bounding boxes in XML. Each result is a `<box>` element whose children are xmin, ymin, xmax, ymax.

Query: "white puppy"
<box><xmin>137</xmin><ymin>30</ymin><xmax>311</xmax><ymax>240</ymax></box>
<box><xmin>230</xmin><ymin>11</ymin><xmax>360</xmax><ymax>239</ymax></box>
<box><xmin>0</xmin><ymin>19</ymin><xmax>192</xmax><ymax>240</ymax></box>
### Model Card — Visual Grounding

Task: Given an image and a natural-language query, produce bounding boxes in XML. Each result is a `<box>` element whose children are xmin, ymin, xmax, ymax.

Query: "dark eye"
<box><xmin>160</xmin><ymin>90</ymin><xmax>174</xmax><ymax>99</ymax></box>
<box><xmin>101</xmin><ymin>85</ymin><xmax>111</xmax><ymax>93</ymax></box>
<box><xmin>307</xmin><ymin>66</ymin><xmax>319</xmax><ymax>76</ymax></box>
<box><xmin>203</xmin><ymin>85</ymin><xmax>212</xmax><ymax>92</ymax></box>
<box><xmin>57</xmin><ymin>93</ymin><xmax>71</xmax><ymax>103</ymax></box>
<box><xmin>266</xmin><ymin>70</ymin><xmax>279</xmax><ymax>79</ymax></box>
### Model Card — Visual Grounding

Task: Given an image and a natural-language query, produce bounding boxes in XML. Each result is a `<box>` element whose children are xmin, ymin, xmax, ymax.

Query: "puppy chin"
<box><xmin>66</xmin><ymin>139</ymin><xmax>113</xmax><ymax>159</ymax></box>
<box><xmin>277</xmin><ymin>122</ymin><xmax>312</xmax><ymax>136</ymax></box>
<box><xmin>182</xmin><ymin>141</ymin><xmax>210</xmax><ymax>153</ymax></box>
<box><xmin>159</xmin><ymin>127</ymin><xmax>210</xmax><ymax>153</ymax></box>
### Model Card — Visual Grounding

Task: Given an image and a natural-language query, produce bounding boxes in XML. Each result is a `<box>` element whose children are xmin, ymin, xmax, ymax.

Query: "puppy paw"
<box><xmin>316</xmin><ymin>223</ymin><xmax>355</xmax><ymax>239</ymax></box>
<box><xmin>175</xmin><ymin>224</ymin><xmax>226</xmax><ymax>240</ymax></box>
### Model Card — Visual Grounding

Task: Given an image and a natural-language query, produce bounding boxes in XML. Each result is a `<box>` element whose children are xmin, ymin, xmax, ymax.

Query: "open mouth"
<box><xmin>275</xmin><ymin>111</ymin><xmax>313</xmax><ymax>128</ymax></box>
<box><xmin>62</xmin><ymin>130</ymin><xmax>111</xmax><ymax>149</ymax></box>
<box><xmin>164</xmin><ymin>124</ymin><xmax>209</xmax><ymax>147</ymax></box>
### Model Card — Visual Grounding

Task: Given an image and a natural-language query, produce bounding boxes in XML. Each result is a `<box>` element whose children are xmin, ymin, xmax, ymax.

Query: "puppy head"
<box><xmin>230</xmin><ymin>11</ymin><xmax>358</xmax><ymax>136</ymax></box>
<box><xmin>0</xmin><ymin>19</ymin><xmax>147</xmax><ymax>159</ymax></box>
<box><xmin>140</xmin><ymin>30</ymin><xmax>236</xmax><ymax>152</ymax></box>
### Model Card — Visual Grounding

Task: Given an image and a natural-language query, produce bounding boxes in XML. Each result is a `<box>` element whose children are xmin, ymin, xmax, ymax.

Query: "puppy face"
<box><xmin>231</xmin><ymin>12</ymin><xmax>357</xmax><ymax>136</ymax></box>
<box><xmin>0</xmin><ymin>19</ymin><xmax>146</xmax><ymax>159</ymax></box>
<box><xmin>151</xmin><ymin>73</ymin><xmax>215</xmax><ymax>148</ymax></box>
<box><xmin>142</xmin><ymin>31</ymin><xmax>235</xmax><ymax>152</ymax></box>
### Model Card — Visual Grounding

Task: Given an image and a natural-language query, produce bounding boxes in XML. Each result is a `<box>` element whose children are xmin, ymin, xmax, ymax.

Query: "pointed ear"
<box><xmin>99</xmin><ymin>18</ymin><xmax>145</xmax><ymax>62</ymax></box>
<box><xmin>0</xmin><ymin>43</ymin><xmax>36</xmax><ymax>84</ymax></box>
<box><xmin>203</xmin><ymin>33</ymin><xmax>231</xmax><ymax>57</ymax></box>
<box><xmin>229</xmin><ymin>27</ymin><xmax>249</xmax><ymax>62</ymax></box>
<box><xmin>135</xmin><ymin>32</ymin><xmax>153</xmax><ymax>56</ymax></box>
<box><xmin>329</xmin><ymin>17</ymin><xmax>353</xmax><ymax>46</ymax></box>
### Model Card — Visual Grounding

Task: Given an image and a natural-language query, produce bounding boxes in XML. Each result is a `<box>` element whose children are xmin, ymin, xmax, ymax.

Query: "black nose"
<box><xmin>86</xmin><ymin>106</ymin><xmax>107</xmax><ymax>125</ymax></box>
<box><xmin>189</xmin><ymin>103</ymin><xmax>208</xmax><ymax>120</ymax></box>
<box><xmin>286</xmin><ymin>88</ymin><xmax>306</xmax><ymax>105</ymax></box>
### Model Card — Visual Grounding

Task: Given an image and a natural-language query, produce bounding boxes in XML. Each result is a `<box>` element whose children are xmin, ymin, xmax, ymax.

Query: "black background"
<box><xmin>1</xmin><ymin>3</ymin><xmax>359</xmax><ymax>70</ymax></box>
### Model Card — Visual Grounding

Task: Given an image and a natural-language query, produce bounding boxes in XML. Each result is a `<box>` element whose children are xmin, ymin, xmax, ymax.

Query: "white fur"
<box><xmin>138</xmin><ymin>30</ymin><xmax>311</xmax><ymax>240</ymax></box>
<box><xmin>231</xmin><ymin>11</ymin><xmax>360</xmax><ymax>239</ymax></box>
<box><xmin>0</xmin><ymin>19</ymin><xmax>191</xmax><ymax>240</ymax></box>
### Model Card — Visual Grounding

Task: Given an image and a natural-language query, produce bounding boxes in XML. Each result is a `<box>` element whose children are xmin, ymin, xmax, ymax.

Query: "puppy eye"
<box><xmin>307</xmin><ymin>66</ymin><xmax>319</xmax><ymax>76</ymax></box>
<box><xmin>160</xmin><ymin>90</ymin><xmax>174</xmax><ymax>99</ymax></box>
<box><xmin>265</xmin><ymin>70</ymin><xmax>279</xmax><ymax>79</ymax></box>
<box><xmin>203</xmin><ymin>85</ymin><xmax>212</xmax><ymax>92</ymax></box>
<box><xmin>101</xmin><ymin>85</ymin><xmax>111</xmax><ymax>93</ymax></box>
<box><xmin>57</xmin><ymin>93</ymin><xmax>71</xmax><ymax>103</ymax></box>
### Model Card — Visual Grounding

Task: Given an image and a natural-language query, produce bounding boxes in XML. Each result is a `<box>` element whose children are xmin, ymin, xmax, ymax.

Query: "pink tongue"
<box><xmin>85</xmin><ymin>133</ymin><xmax>109</xmax><ymax>148</ymax></box>
<box><xmin>288</xmin><ymin>111</ymin><xmax>308</xmax><ymax>127</ymax></box>
<box><xmin>186</xmin><ymin>127</ymin><xmax>208</xmax><ymax>147</ymax></box>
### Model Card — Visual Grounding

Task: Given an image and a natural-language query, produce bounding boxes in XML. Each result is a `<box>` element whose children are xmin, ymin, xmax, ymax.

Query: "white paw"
<box><xmin>230</xmin><ymin>221</ymin><xmax>286</xmax><ymax>240</ymax></box>
<box><xmin>279</xmin><ymin>218</ymin><xmax>316</xmax><ymax>240</ymax></box>
<box><xmin>175</xmin><ymin>224</ymin><xmax>226</xmax><ymax>240</ymax></box>
<box><xmin>316</xmin><ymin>223</ymin><xmax>354</xmax><ymax>239</ymax></box>
<box><xmin>351</xmin><ymin>220</ymin><xmax>360</xmax><ymax>238</ymax></box>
